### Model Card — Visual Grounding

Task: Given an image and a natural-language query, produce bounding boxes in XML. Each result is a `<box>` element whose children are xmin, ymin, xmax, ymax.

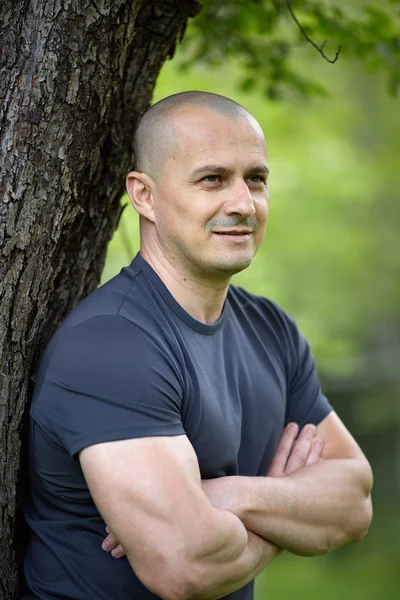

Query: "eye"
<box><xmin>247</xmin><ymin>175</ymin><xmax>266</xmax><ymax>185</ymax></box>
<box><xmin>202</xmin><ymin>175</ymin><xmax>221</xmax><ymax>183</ymax></box>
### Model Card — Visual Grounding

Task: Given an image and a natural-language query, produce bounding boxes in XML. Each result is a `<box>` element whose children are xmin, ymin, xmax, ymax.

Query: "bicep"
<box><xmin>80</xmin><ymin>434</ymin><xmax>209</xmax><ymax>553</ymax></box>
<box><xmin>317</xmin><ymin>412</ymin><xmax>373</xmax><ymax>513</ymax></box>
<box><xmin>317</xmin><ymin>411</ymin><xmax>367</xmax><ymax>461</ymax></box>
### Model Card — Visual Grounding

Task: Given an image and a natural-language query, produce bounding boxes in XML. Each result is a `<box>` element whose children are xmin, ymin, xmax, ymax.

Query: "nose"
<box><xmin>224</xmin><ymin>179</ymin><xmax>256</xmax><ymax>217</ymax></box>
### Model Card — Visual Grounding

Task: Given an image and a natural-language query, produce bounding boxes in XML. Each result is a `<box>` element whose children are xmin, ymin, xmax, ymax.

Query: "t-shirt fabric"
<box><xmin>22</xmin><ymin>253</ymin><xmax>332</xmax><ymax>600</ymax></box>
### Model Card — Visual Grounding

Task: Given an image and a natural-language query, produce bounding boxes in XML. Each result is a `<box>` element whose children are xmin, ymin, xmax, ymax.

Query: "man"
<box><xmin>22</xmin><ymin>92</ymin><xmax>373</xmax><ymax>600</ymax></box>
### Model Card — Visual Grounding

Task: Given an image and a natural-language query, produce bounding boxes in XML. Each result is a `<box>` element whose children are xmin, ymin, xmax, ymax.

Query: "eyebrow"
<box><xmin>246</xmin><ymin>165</ymin><xmax>270</xmax><ymax>176</ymax></box>
<box><xmin>190</xmin><ymin>164</ymin><xmax>270</xmax><ymax>179</ymax></box>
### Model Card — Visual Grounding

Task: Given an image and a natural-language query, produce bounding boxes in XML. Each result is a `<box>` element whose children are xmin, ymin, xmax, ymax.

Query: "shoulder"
<box><xmin>43</xmin><ymin>258</ymin><xmax>180</xmax><ymax>380</ymax></box>
<box><xmin>49</xmin><ymin>314</ymin><xmax>180</xmax><ymax>383</ymax></box>
<box><xmin>33</xmin><ymin>313</ymin><xmax>184</xmax><ymax>416</ymax></box>
<box><xmin>227</xmin><ymin>285</ymin><xmax>313</xmax><ymax>375</ymax></box>
<box><xmin>228</xmin><ymin>285</ymin><xmax>299</xmax><ymax>339</ymax></box>
<box><xmin>52</xmin><ymin>314</ymin><xmax>152</xmax><ymax>360</ymax></box>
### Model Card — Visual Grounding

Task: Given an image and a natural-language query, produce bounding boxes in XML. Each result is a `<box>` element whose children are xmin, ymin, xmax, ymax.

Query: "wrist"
<box><xmin>222</xmin><ymin>476</ymin><xmax>249</xmax><ymax>518</ymax></box>
<box><xmin>236</xmin><ymin>475</ymin><xmax>289</xmax><ymax>524</ymax></box>
<box><xmin>202</xmin><ymin>475</ymin><xmax>245</xmax><ymax>515</ymax></box>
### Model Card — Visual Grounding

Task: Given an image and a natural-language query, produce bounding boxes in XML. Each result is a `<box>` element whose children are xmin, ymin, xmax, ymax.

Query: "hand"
<box><xmin>201</xmin><ymin>423</ymin><xmax>324</xmax><ymax>512</ymax></box>
<box><xmin>101</xmin><ymin>525</ymin><xmax>126</xmax><ymax>559</ymax></box>
<box><xmin>267</xmin><ymin>422</ymin><xmax>324</xmax><ymax>478</ymax></box>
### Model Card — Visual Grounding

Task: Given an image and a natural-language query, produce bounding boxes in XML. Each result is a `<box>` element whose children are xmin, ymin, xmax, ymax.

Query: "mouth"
<box><xmin>212</xmin><ymin>230</ymin><xmax>253</xmax><ymax>242</ymax></box>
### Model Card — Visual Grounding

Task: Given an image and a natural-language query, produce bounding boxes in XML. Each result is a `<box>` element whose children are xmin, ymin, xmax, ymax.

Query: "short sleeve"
<box><xmin>283</xmin><ymin>314</ymin><xmax>332</xmax><ymax>428</ymax></box>
<box><xmin>33</xmin><ymin>315</ymin><xmax>185</xmax><ymax>458</ymax></box>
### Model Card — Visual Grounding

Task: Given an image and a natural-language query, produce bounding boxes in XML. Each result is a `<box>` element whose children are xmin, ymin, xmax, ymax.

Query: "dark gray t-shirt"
<box><xmin>23</xmin><ymin>253</ymin><xmax>332</xmax><ymax>599</ymax></box>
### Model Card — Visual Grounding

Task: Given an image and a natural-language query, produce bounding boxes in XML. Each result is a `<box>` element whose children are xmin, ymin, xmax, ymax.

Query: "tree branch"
<box><xmin>286</xmin><ymin>0</ymin><xmax>341</xmax><ymax>64</ymax></box>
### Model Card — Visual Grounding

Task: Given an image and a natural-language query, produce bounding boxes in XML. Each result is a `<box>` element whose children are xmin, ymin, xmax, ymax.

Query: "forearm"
<box><xmin>187</xmin><ymin>524</ymin><xmax>281</xmax><ymax>600</ymax></box>
<box><xmin>205</xmin><ymin>458</ymin><xmax>373</xmax><ymax>556</ymax></box>
<box><xmin>126</xmin><ymin>503</ymin><xmax>280</xmax><ymax>600</ymax></box>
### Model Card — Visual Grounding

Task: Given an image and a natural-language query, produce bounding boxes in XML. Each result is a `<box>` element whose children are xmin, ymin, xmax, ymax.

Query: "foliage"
<box><xmin>255</xmin><ymin>546</ymin><xmax>400</xmax><ymax>600</ymax></box>
<box><xmin>179</xmin><ymin>0</ymin><xmax>400</xmax><ymax>99</ymax></box>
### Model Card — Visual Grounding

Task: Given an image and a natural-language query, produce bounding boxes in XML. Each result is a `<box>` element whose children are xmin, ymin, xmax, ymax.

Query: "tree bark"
<box><xmin>0</xmin><ymin>0</ymin><xmax>200</xmax><ymax>596</ymax></box>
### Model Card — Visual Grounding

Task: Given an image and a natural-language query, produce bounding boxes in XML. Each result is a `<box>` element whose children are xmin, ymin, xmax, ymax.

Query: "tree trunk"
<box><xmin>0</xmin><ymin>0</ymin><xmax>200</xmax><ymax>596</ymax></box>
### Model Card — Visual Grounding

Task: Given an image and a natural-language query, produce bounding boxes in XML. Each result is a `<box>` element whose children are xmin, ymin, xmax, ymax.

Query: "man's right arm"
<box><xmin>80</xmin><ymin>434</ymin><xmax>280</xmax><ymax>600</ymax></box>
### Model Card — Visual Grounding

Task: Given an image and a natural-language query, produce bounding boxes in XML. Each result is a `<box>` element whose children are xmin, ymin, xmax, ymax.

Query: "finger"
<box><xmin>285</xmin><ymin>424</ymin><xmax>316</xmax><ymax>475</ymax></box>
<box><xmin>102</xmin><ymin>532</ymin><xmax>119</xmax><ymax>552</ymax></box>
<box><xmin>267</xmin><ymin>422</ymin><xmax>299</xmax><ymax>477</ymax></box>
<box><xmin>111</xmin><ymin>544</ymin><xmax>127</xmax><ymax>559</ymax></box>
<box><xmin>305</xmin><ymin>436</ymin><xmax>324</xmax><ymax>466</ymax></box>
<box><xmin>105</xmin><ymin>525</ymin><xmax>110</xmax><ymax>534</ymax></box>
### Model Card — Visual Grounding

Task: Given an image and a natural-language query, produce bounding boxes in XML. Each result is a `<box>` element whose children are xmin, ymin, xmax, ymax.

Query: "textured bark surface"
<box><xmin>0</xmin><ymin>0</ymin><xmax>200</xmax><ymax>596</ymax></box>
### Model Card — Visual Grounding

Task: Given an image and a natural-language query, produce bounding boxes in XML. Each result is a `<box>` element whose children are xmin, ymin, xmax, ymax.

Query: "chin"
<box><xmin>211</xmin><ymin>253</ymin><xmax>254</xmax><ymax>275</ymax></box>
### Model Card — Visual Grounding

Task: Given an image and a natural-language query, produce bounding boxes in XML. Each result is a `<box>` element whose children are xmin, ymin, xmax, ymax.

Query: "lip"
<box><xmin>212</xmin><ymin>229</ymin><xmax>253</xmax><ymax>234</ymax></box>
<box><xmin>212</xmin><ymin>231</ymin><xmax>253</xmax><ymax>243</ymax></box>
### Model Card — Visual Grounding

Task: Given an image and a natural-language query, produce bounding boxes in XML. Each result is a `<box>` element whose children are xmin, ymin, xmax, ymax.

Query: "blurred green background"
<box><xmin>101</xmin><ymin>10</ymin><xmax>400</xmax><ymax>599</ymax></box>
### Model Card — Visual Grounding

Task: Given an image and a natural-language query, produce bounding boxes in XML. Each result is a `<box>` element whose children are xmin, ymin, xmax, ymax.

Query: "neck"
<box><xmin>139</xmin><ymin>247</ymin><xmax>229</xmax><ymax>325</ymax></box>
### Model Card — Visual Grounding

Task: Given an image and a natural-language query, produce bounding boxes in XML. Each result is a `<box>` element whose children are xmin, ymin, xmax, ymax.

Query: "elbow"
<box><xmin>154</xmin><ymin>576</ymin><xmax>200</xmax><ymax>600</ymax></box>
<box><xmin>329</xmin><ymin>494</ymin><xmax>373</xmax><ymax>550</ymax></box>
<box><xmin>343</xmin><ymin>460</ymin><xmax>374</xmax><ymax>545</ymax></box>
<box><xmin>131</xmin><ymin>551</ymin><xmax>202</xmax><ymax>600</ymax></box>
<box><xmin>152</xmin><ymin>583</ymin><xmax>197</xmax><ymax>600</ymax></box>
<box><xmin>350</xmin><ymin>494</ymin><xmax>373</xmax><ymax>542</ymax></box>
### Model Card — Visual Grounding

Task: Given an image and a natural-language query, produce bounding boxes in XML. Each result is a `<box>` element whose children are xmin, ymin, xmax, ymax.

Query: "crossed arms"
<box><xmin>79</xmin><ymin>411</ymin><xmax>373</xmax><ymax>600</ymax></box>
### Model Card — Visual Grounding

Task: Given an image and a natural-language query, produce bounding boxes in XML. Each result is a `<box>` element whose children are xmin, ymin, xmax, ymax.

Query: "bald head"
<box><xmin>133</xmin><ymin>91</ymin><xmax>256</xmax><ymax>182</ymax></box>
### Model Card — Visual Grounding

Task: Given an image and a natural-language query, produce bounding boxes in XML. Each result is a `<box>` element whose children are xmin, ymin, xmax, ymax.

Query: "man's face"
<box><xmin>151</xmin><ymin>107</ymin><xmax>269</xmax><ymax>281</ymax></box>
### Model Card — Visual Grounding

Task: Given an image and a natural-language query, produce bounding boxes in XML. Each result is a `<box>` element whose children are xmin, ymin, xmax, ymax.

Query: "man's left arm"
<box><xmin>203</xmin><ymin>411</ymin><xmax>373</xmax><ymax>557</ymax></box>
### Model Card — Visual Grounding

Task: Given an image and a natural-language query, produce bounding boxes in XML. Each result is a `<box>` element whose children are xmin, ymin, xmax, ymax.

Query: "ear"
<box><xmin>126</xmin><ymin>171</ymin><xmax>155</xmax><ymax>223</ymax></box>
